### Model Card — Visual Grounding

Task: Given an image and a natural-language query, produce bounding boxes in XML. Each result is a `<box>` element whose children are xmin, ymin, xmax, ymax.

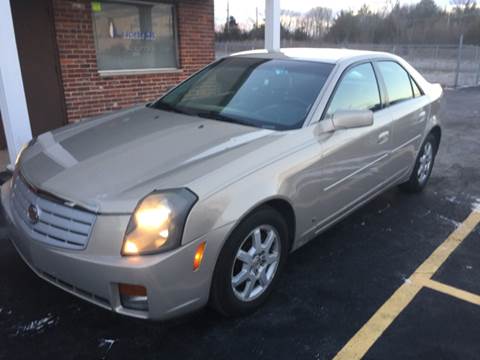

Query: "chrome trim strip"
<box><xmin>323</xmin><ymin>134</ymin><xmax>421</xmax><ymax>192</ymax></box>
<box><xmin>314</xmin><ymin>166</ymin><xmax>409</xmax><ymax>235</ymax></box>
<box><xmin>323</xmin><ymin>153</ymin><xmax>389</xmax><ymax>192</ymax></box>
<box><xmin>19</xmin><ymin>172</ymin><xmax>97</xmax><ymax>214</ymax></box>
<box><xmin>391</xmin><ymin>134</ymin><xmax>421</xmax><ymax>154</ymax></box>
<box><xmin>11</xmin><ymin>175</ymin><xmax>96</xmax><ymax>250</ymax></box>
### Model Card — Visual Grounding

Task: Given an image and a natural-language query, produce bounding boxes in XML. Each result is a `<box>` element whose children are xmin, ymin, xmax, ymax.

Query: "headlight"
<box><xmin>122</xmin><ymin>188</ymin><xmax>197</xmax><ymax>256</ymax></box>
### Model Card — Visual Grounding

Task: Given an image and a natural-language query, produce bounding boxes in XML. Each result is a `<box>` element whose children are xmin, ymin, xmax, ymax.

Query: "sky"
<box><xmin>214</xmin><ymin>0</ymin><xmax>453</xmax><ymax>29</ymax></box>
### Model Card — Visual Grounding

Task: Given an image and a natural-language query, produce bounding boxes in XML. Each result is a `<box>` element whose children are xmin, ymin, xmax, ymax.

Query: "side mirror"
<box><xmin>332</xmin><ymin>110</ymin><xmax>373</xmax><ymax>130</ymax></box>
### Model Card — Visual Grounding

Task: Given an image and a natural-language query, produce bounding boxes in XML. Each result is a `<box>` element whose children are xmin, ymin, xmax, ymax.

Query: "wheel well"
<box><xmin>430</xmin><ymin>126</ymin><xmax>441</xmax><ymax>154</ymax></box>
<box><xmin>260</xmin><ymin>199</ymin><xmax>296</xmax><ymax>251</ymax></box>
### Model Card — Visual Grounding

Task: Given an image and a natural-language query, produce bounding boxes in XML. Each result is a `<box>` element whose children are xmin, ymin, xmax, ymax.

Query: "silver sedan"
<box><xmin>1</xmin><ymin>48</ymin><xmax>442</xmax><ymax>320</ymax></box>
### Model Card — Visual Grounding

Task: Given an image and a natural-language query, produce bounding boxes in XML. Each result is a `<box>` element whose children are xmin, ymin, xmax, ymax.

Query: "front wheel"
<box><xmin>399</xmin><ymin>133</ymin><xmax>437</xmax><ymax>193</ymax></box>
<box><xmin>210</xmin><ymin>206</ymin><xmax>289</xmax><ymax>317</ymax></box>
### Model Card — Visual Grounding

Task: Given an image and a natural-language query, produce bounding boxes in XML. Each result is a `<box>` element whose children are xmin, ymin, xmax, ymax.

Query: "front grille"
<box><xmin>11</xmin><ymin>175</ymin><xmax>96</xmax><ymax>250</ymax></box>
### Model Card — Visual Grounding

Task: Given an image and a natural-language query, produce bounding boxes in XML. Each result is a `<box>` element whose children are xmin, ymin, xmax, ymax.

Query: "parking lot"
<box><xmin>0</xmin><ymin>87</ymin><xmax>479</xmax><ymax>360</ymax></box>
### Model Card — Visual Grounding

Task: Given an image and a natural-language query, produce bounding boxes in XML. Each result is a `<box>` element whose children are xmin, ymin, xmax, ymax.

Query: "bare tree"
<box><xmin>281</xmin><ymin>10</ymin><xmax>302</xmax><ymax>33</ymax></box>
<box><xmin>305</xmin><ymin>7</ymin><xmax>333</xmax><ymax>39</ymax></box>
<box><xmin>450</xmin><ymin>0</ymin><xmax>477</xmax><ymax>8</ymax></box>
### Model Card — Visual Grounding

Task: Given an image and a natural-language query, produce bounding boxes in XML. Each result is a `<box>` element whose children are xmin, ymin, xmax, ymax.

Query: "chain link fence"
<box><xmin>216</xmin><ymin>40</ymin><xmax>480</xmax><ymax>88</ymax></box>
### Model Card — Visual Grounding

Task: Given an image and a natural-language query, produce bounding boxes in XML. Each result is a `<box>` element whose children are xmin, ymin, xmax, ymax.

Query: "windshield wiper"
<box><xmin>151</xmin><ymin>101</ymin><xmax>192</xmax><ymax>116</ymax></box>
<box><xmin>151</xmin><ymin>102</ymin><xmax>256</xmax><ymax>128</ymax></box>
<box><xmin>194</xmin><ymin>111</ymin><xmax>253</xmax><ymax>127</ymax></box>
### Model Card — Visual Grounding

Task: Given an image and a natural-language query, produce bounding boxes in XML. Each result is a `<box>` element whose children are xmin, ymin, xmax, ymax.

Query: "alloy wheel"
<box><xmin>417</xmin><ymin>141</ymin><xmax>433</xmax><ymax>184</ymax></box>
<box><xmin>231</xmin><ymin>225</ymin><xmax>281</xmax><ymax>302</ymax></box>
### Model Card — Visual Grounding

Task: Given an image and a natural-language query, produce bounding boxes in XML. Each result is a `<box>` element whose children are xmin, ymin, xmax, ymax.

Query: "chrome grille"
<box><xmin>11</xmin><ymin>175</ymin><xmax>96</xmax><ymax>250</ymax></box>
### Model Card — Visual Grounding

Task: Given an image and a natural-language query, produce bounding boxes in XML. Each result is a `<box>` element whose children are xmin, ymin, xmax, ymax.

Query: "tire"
<box><xmin>399</xmin><ymin>133</ymin><xmax>438</xmax><ymax>193</ymax></box>
<box><xmin>210</xmin><ymin>206</ymin><xmax>289</xmax><ymax>317</ymax></box>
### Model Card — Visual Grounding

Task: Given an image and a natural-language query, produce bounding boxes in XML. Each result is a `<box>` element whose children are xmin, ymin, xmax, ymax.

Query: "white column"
<box><xmin>0</xmin><ymin>0</ymin><xmax>32</xmax><ymax>169</ymax></box>
<box><xmin>265</xmin><ymin>0</ymin><xmax>280</xmax><ymax>52</ymax></box>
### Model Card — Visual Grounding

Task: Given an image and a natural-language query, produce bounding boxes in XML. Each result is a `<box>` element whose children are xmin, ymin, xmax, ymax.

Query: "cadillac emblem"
<box><xmin>27</xmin><ymin>204</ymin><xmax>40</xmax><ymax>224</ymax></box>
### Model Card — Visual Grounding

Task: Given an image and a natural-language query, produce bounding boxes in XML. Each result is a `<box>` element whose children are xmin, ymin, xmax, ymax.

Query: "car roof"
<box><xmin>230</xmin><ymin>48</ymin><xmax>395</xmax><ymax>65</ymax></box>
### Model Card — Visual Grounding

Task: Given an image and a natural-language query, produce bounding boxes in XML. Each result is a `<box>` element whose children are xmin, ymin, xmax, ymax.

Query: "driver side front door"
<box><xmin>309</xmin><ymin>62</ymin><xmax>394</xmax><ymax>234</ymax></box>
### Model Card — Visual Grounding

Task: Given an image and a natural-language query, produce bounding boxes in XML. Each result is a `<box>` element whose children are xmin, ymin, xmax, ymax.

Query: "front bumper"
<box><xmin>1</xmin><ymin>180</ymin><xmax>229</xmax><ymax>320</ymax></box>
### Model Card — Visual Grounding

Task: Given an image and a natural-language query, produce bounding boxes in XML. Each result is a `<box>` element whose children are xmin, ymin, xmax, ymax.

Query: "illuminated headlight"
<box><xmin>122</xmin><ymin>189</ymin><xmax>197</xmax><ymax>256</ymax></box>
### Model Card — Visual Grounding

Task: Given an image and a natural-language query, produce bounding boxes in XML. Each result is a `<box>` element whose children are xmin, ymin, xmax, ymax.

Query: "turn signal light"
<box><xmin>119</xmin><ymin>283</ymin><xmax>147</xmax><ymax>297</ymax></box>
<box><xmin>119</xmin><ymin>283</ymin><xmax>148</xmax><ymax>311</ymax></box>
<box><xmin>193</xmin><ymin>242</ymin><xmax>206</xmax><ymax>271</ymax></box>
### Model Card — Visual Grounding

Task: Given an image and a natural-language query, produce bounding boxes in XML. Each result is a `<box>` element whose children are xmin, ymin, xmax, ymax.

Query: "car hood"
<box><xmin>19</xmin><ymin>106</ymin><xmax>278</xmax><ymax>213</ymax></box>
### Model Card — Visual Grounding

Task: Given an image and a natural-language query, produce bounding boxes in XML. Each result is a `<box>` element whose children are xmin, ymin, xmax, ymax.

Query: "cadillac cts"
<box><xmin>1</xmin><ymin>49</ymin><xmax>442</xmax><ymax>320</ymax></box>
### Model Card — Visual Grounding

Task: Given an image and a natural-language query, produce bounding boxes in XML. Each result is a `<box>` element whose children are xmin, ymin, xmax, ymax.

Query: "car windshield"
<box><xmin>152</xmin><ymin>57</ymin><xmax>334</xmax><ymax>130</ymax></box>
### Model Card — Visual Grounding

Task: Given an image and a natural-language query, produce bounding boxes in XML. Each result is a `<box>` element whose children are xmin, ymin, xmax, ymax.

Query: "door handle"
<box><xmin>417</xmin><ymin>110</ymin><xmax>427</xmax><ymax>122</ymax></box>
<box><xmin>377</xmin><ymin>130</ymin><xmax>390</xmax><ymax>144</ymax></box>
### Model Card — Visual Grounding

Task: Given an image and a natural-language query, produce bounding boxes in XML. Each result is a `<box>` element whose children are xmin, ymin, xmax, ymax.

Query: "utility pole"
<box><xmin>256</xmin><ymin>7</ymin><xmax>259</xmax><ymax>29</ymax></box>
<box><xmin>226</xmin><ymin>0</ymin><xmax>230</xmax><ymax>33</ymax></box>
<box><xmin>454</xmin><ymin>34</ymin><xmax>464</xmax><ymax>88</ymax></box>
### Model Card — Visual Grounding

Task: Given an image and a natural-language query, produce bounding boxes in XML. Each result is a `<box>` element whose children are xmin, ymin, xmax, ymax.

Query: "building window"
<box><xmin>92</xmin><ymin>1</ymin><xmax>178</xmax><ymax>72</ymax></box>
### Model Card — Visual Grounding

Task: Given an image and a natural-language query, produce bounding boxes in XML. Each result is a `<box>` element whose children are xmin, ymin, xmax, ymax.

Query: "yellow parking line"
<box><xmin>333</xmin><ymin>210</ymin><xmax>480</xmax><ymax>360</ymax></box>
<box><xmin>411</xmin><ymin>211</ymin><xmax>480</xmax><ymax>278</ymax></box>
<box><xmin>420</xmin><ymin>278</ymin><xmax>480</xmax><ymax>306</ymax></box>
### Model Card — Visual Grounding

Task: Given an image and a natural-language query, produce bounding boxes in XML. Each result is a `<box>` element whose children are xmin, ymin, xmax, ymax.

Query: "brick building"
<box><xmin>0</xmin><ymin>0</ymin><xmax>215</xmax><ymax>162</ymax></box>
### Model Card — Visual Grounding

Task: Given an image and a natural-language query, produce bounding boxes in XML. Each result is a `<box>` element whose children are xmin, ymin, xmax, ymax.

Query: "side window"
<box><xmin>325</xmin><ymin>63</ymin><xmax>381</xmax><ymax>118</ymax></box>
<box><xmin>377</xmin><ymin>61</ymin><xmax>414</xmax><ymax>105</ymax></box>
<box><xmin>411</xmin><ymin>77</ymin><xmax>423</xmax><ymax>97</ymax></box>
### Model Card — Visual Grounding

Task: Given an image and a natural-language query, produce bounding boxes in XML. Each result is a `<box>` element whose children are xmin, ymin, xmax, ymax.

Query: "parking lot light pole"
<box><xmin>0</xmin><ymin>0</ymin><xmax>33</xmax><ymax>169</ymax></box>
<box><xmin>454</xmin><ymin>34</ymin><xmax>464</xmax><ymax>88</ymax></box>
<box><xmin>265</xmin><ymin>0</ymin><xmax>280</xmax><ymax>52</ymax></box>
<box><xmin>476</xmin><ymin>46</ymin><xmax>480</xmax><ymax>86</ymax></box>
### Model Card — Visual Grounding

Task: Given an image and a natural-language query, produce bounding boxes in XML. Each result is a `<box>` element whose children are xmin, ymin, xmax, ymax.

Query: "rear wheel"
<box><xmin>210</xmin><ymin>206</ymin><xmax>289</xmax><ymax>316</ymax></box>
<box><xmin>399</xmin><ymin>133</ymin><xmax>437</xmax><ymax>193</ymax></box>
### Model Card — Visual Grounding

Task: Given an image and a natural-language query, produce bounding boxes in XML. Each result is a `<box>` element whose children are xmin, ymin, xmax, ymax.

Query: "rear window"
<box><xmin>377</xmin><ymin>61</ymin><xmax>414</xmax><ymax>105</ymax></box>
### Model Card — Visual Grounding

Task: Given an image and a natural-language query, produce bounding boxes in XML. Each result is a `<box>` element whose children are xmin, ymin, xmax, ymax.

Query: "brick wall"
<box><xmin>52</xmin><ymin>0</ymin><xmax>214</xmax><ymax>122</ymax></box>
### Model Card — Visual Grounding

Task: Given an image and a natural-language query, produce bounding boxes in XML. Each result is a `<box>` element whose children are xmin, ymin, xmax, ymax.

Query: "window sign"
<box><xmin>91</xmin><ymin>2</ymin><xmax>102</xmax><ymax>12</ymax></box>
<box><xmin>92</xmin><ymin>1</ymin><xmax>178</xmax><ymax>71</ymax></box>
